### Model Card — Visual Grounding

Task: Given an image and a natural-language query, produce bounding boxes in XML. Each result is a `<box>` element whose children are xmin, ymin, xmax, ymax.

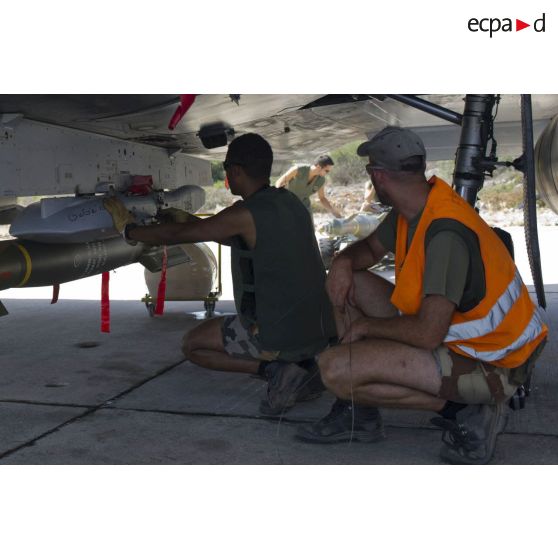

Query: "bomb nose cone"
<box><xmin>0</xmin><ymin>241</ymin><xmax>28</xmax><ymax>290</ymax></box>
<box><xmin>0</xmin><ymin>237</ymin><xmax>145</xmax><ymax>292</ymax></box>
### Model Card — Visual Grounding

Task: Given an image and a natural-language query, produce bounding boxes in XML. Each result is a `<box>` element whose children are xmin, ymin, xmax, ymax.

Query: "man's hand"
<box><xmin>103</xmin><ymin>197</ymin><xmax>136</xmax><ymax>233</ymax></box>
<box><xmin>340</xmin><ymin>316</ymin><xmax>369</xmax><ymax>344</ymax></box>
<box><xmin>326</xmin><ymin>255</ymin><xmax>355</xmax><ymax>311</ymax></box>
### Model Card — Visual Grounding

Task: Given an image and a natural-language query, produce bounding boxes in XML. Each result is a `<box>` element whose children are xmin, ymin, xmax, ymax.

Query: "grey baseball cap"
<box><xmin>357</xmin><ymin>126</ymin><xmax>426</xmax><ymax>171</ymax></box>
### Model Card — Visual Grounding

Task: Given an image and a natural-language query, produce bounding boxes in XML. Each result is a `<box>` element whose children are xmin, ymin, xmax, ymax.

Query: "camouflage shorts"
<box><xmin>221</xmin><ymin>315</ymin><xmax>279</xmax><ymax>361</ymax></box>
<box><xmin>434</xmin><ymin>345</ymin><xmax>518</xmax><ymax>405</ymax></box>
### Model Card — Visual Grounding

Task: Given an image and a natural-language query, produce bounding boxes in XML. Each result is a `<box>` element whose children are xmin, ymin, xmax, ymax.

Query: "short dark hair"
<box><xmin>226</xmin><ymin>133</ymin><xmax>273</xmax><ymax>180</ymax></box>
<box><xmin>314</xmin><ymin>154</ymin><xmax>334</xmax><ymax>168</ymax></box>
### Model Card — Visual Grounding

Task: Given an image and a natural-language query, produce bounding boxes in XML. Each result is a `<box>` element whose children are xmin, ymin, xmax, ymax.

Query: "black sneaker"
<box><xmin>431</xmin><ymin>402</ymin><xmax>508</xmax><ymax>465</ymax></box>
<box><xmin>296</xmin><ymin>399</ymin><xmax>386</xmax><ymax>443</ymax></box>
<box><xmin>259</xmin><ymin>361</ymin><xmax>324</xmax><ymax>416</ymax></box>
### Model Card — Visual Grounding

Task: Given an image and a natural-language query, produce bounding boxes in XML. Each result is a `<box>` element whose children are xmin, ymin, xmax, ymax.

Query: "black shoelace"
<box><xmin>432</xmin><ymin>417</ymin><xmax>479</xmax><ymax>451</ymax></box>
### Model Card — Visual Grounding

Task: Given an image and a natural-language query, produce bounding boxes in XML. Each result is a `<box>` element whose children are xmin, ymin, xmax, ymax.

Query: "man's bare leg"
<box><xmin>182</xmin><ymin>317</ymin><xmax>260</xmax><ymax>374</ymax></box>
<box><xmin>350</xmin><ymin>382</ymin><xmax>444</xmax><ymax>411</ymax></box>
<box><xmin>318</xmin><ymin>339</ymin><xmax>445</xmax><ymax>412</ymax></box>
<box><xmin>334</xmin><ymin>271</ymin><xmax>398</xmax><ymax>337</ymax></box>
<box><xmin>296</xmin><ymin>295</ymin><xmax>447</xmax><ymax>443</ymax></box>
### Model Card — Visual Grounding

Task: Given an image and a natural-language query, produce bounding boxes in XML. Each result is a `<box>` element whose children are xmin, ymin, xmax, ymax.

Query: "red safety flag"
<box><xmin>101</xmin><ymin>271</ymin><xmax>110</xmax><ymax>333</ymax></box>
<box><xmin>154</xmin><ymin>246</ymin><xmax>168</xmax><ymax>315</ymax></box>
<box><xmin>168</xmin><ymin>94</ymin><xmax>197</xmax><ymax>130</ymax></box>
<box><xmin>51</xmin><ymin>284</ymin><xmax>60</xmax><ymax>304</ymax></box>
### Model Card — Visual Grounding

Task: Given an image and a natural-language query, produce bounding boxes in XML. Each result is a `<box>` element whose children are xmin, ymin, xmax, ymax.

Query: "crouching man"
<box><xmin>297</xmin><ymin>126</ymin><xmax>548</xmax><ymax>464</ymax></box>
<box><xmin>104</xmin><ymin>133</ymin><xmax>337</xmax><ymax>416</ymax></box>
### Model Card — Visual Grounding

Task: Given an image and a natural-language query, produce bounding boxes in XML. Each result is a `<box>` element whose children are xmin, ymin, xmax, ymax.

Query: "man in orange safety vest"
<box><xmin>297</xmin><ymin>126</ymin><xmax>547</xmax><ymax>465</ymax></box>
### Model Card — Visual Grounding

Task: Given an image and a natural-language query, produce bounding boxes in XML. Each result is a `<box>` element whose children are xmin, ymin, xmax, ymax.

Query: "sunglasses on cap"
<box><xmin>365</xmin><ymin>163</ymin><xmax>385</xmax><ymax>175</ymax></box>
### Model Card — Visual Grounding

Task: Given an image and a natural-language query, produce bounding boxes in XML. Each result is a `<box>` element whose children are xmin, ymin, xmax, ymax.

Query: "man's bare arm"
<box><xmin>129</xmin><ymin>204</ymin><xmax>256</xmax><ymax>248</ymax></box>
<box><xmin>317</xmin><ymin>186</ymin><xmax>342</xmax><ymax>218</ymax></box>
<box><xmin>275</xmin><ymin>166</ymin><xmax>298</xmax><ymax>188</ymax></box>
<box><xmin>343</xmin><ymin>294</ymin><xmax>456</xmax><ymax>350</ymax></box>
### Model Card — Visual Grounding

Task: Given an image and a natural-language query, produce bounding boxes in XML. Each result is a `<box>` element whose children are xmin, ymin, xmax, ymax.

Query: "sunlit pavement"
<box><xmin>0</xmin><ymin>226</ymin><xmax>556</xmax><ymax>464</ymax></box>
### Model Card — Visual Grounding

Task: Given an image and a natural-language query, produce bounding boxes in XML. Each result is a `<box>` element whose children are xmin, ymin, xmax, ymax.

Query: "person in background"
<box><xmin>276</xmin><ymin>154</ymin><xmax>343</xmax><ymax>219</ymax></box>
<box><xmin>359</xmin><ymin>179</ymin><xmax>382</xmax><ymax>212</ymax></box>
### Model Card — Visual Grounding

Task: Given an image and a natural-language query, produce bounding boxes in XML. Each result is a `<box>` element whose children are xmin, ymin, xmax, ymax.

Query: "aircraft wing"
<box><xmin>2</xmin><ymin>94</ymin><xmax>558</xmax><ymax>169</ymax></box>
<box><xmin>1</xmin><ymin>93</ymin><xmax>558</xmax><ymax>306</ymax></box>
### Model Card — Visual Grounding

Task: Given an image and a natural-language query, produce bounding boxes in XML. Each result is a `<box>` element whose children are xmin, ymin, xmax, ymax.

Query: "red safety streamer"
<box><xmin>51</xmin><ymin>284</ymin><xmax>60</xmax><ymax>304</ymax></box>
<box><xmin>168</xmin><ymin>94</ymin><xmax>197</xmax><ymax>130</ymax></box>
<box><xmin>101</xmin><ymin>271</ymin><xmax>110</xmax><ymax>333</ymax></box>
<box><xmin>154</xmin><ymin>246</ymin><xmax>167</xmax><ymax>315</ymax></box>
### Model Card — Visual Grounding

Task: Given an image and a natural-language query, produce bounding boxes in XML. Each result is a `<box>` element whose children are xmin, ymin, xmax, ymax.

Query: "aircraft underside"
<box><xmin>1</xmin><ymin>94</ymin><xmax>558</xmax><ymax>315</ymax></box>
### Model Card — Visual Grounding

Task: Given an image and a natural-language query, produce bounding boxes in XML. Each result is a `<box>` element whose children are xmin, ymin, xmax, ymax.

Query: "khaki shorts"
<box><xmin>433</xmin><ymin>345</ymin><xmax>518</xmax><ymax>405</ymax></box>
<box><xmin>221</xmin><ymin>315</ymin><xmax>279</xmax><ymax>361</ymax></box>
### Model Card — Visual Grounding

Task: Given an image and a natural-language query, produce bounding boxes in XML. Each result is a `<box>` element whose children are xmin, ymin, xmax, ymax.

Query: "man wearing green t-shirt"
<box><xmin>296</xmin><ymin>126</ymin><xmax>546</xmax><ymax>465</ymax></box>
<box><xmin>276</xmin><ymin>154</ymin><xmax>343</xmax><ymax>219</ymax></box>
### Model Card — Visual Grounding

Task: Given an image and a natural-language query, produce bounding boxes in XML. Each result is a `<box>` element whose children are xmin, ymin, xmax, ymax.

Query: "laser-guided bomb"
<box><xmin>0</xmin><ymin>185</ymin><xmax>217</xmax><ymax>304</ymax></box>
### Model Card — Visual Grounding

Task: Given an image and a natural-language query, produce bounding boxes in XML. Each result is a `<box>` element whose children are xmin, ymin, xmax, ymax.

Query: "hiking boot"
<box><xmin>259</xmin><ymin>360</ymin><xmax>324</xmax><ymax>416</ymax></box>
<box><xmin>431</xmin><ymin>402</ymin><xmax>508</xmax><ymax>465</ymax></box>
<box><xmin>293</xmin><ymin>358</ymin><xmax>326</xmax><ymax>402</ymax></box>
<box><xmin>296</xmin><ymin>399</ymin><xmax>386</xmax><ymax>443</ymax></box>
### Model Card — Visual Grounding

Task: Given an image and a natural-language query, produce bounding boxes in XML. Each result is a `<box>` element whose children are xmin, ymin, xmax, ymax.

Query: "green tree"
<box><xmin>211</xmin><ymin>160</ymin><xmax>225</xmax><ymax>183</ymax></box>
<box><xmin>329</xmin><ymin>141</ymin><xmax>368</xmax><ymax>186</ymax></box>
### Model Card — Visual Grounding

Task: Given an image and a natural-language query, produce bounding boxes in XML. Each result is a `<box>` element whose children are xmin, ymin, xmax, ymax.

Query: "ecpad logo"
<box><xmin>468</xmin><ymin>13</ymin><xmax>546</xmax><ymax>37</ymax></box>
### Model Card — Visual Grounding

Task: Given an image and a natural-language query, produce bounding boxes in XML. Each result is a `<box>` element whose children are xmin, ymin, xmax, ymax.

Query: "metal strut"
<box><xmin>386</xmin><ymin>95</ymin><xmax>463</xmax><ymax>126</ymax></box>
<box><xmin>452</xmin><ymin>95</ymin><xmax>497</xmax><ymax>207</ymax></box>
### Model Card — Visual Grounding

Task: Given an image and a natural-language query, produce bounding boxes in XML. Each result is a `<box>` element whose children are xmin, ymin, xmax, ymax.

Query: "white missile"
<box><xmin>9</xmin><ymin>185</ymin><xmax>205</xmax><ymax>244</ymax></box>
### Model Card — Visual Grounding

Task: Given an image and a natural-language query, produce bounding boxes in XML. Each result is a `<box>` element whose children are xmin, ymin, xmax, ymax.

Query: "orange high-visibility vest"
<box><xmin>391</xmin><ymin>176</ymin><xmax>547</xmax><ymax>368</ymax></box>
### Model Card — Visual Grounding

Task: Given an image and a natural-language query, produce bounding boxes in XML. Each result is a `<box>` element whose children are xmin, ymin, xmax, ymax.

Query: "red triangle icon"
<box><xmin>516</xmin><ymin>19</ymin><xmax>530</xmax><ymax>31</ymax></box>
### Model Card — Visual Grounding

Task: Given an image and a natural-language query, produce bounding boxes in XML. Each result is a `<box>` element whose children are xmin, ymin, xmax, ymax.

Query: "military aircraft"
<box><xmin>1</xmin><ymin>94</ymin><xmax>558</xmax><ymax>316</ymax></box>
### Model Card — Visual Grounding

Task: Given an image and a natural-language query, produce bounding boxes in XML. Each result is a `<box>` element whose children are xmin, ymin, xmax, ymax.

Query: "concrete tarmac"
<box><xmin>0</xmin><ymin>227</ymin><xmax>557</xmax><ymax>464</ymax></box>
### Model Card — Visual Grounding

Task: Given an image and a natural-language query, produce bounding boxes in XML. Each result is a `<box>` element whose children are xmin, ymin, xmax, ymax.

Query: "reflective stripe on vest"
<box><xmin>391</xmin><ymin>176</ymin><xmax>547</xmax><ymax>367</ymax></box>
<box><xmin>450</xmin><ymin>306</ymin><xmax>546</xmax><ymax>362</ymax></box>
<box><xmin>444</xmin><ymin>270</ymin><xmax>523</xmax><ymax>342</ymax></box>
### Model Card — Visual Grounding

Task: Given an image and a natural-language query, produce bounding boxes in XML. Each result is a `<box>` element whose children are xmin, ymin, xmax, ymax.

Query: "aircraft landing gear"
<box><xmin>203</xmin><ymin>293</ymin><xmax>219</xmax><ymax>319</ymax></box>
<box><xmin>142</xmin><ymin>295</ymin><xmax>156</xmax><ymax>317</ymax></box>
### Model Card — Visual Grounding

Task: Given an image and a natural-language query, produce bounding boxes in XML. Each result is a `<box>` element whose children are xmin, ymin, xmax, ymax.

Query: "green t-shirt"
<box><xmin>375</xmin><ymin>209</ymin><xmax>485</xmax><ymax>310</ymax></box>
<box><xmin>286</xmin><ymin>165</ymin><xmax>326</xmax><ymax>213</ymax></box>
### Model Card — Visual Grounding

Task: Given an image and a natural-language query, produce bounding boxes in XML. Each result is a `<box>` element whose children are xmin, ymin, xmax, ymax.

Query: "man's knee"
<box><xmin>182</xmin><ymin>330</ymin><xmax>195</xmax><ymax>358</ymax></box>
<box><xmin>353</xmin><ymin>270</ymin><xmax>393</xmax><ymax>296</ymax></box>
<box><xmin>352</xmin><ymin>271</ymin><xmax>397</xmax><ymax>318</ymax></box>
<box><xmin>182</xmin><ymin>318</ymin><xmax>226</xmax><ymax>359</ymax></box>
<box><xmin>318</xmin><ymin>347</ymin><xmax>355</xmax><ymax>400</ymax></box>
<box><xmin>182</xmin><ymin>325</ymin><xmax>211</xmax><ymax>358</ymax></box>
